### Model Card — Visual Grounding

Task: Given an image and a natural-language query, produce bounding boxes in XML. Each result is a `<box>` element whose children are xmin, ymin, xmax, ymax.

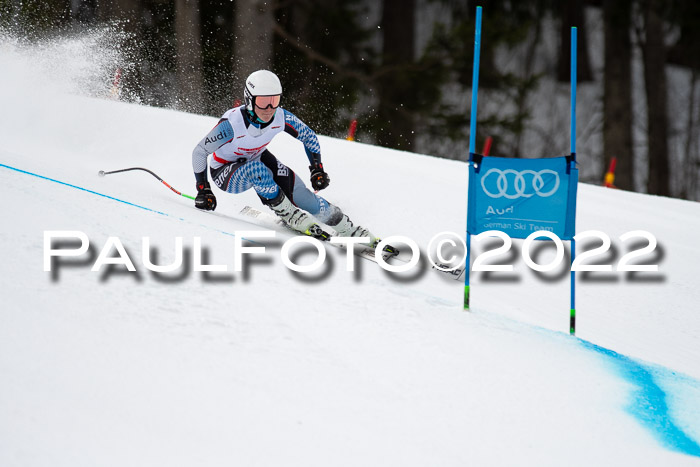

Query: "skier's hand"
<box><xmin>195</xmin><ymin>181</ymin><xmax>217</xmax><ymax>211</ymax></box>
<box><xmin>309</xmin><ymin>163</ymin><xmax>330</xmax><ymax>191</ymax></box>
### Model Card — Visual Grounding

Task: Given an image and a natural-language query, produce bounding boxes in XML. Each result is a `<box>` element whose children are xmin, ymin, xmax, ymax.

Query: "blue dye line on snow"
<box><xmin>578</xmin><ymin>338</ymin><xmax>700</xmax><ymax>458</ymax></box>
<box><xmin>1</xmin><ymin>163</ymin><xmax>169</xmax><ymax>215</ymax></box>
<box><xmin>0</xmin><ymin>162</ymin><xmax>242</xmax><ymax>240</ymax></box>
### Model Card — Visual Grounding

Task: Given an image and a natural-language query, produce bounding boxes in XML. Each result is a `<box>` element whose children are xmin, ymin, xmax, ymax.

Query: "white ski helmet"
<box><xmin>244</xmin><ymin>70</ymin><xmax>282</xmax><ymax>115</ymax></box>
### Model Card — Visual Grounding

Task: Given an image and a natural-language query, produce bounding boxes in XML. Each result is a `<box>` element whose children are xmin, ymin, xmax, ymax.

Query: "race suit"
<box><xmin>192</xmin><ymin>105</ymin><xmax>334</xmax><ymax>222</ymax></box>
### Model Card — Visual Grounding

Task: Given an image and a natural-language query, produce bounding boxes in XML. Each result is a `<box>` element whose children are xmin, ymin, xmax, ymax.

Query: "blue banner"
<box><xmin>467</xmin><ymin>155</ymin><xmax>578</xmax><ymax>240</ymax></box>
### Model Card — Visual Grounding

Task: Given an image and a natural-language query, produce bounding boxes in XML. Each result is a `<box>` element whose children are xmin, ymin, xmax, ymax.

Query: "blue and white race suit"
<box><xmin>192</xmin><ymin>105</ymin><xmax>334</xmax><ymax>222</ymax></box>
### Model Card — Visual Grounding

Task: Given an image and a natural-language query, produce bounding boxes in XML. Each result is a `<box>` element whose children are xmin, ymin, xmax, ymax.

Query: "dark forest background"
<box><xmin>2</xmin><ymin>0</ymin><xmax>700</xmax><ymax>201</ymax></box>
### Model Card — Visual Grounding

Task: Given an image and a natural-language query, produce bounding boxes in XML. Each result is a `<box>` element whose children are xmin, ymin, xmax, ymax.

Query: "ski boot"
<box><xmin>267</xmin><ymin>192</ymin><xmax>330</xmax><ymax>240</ymax></box>
<box><xmin>328</xmin><ymin>213</ymin><xmax>399</xmax><ymax>256</ymax></box>
<box><xmin>328</xmin><ymin>213</ymin><xmax>377</xmax><ymax>244</ymax></box>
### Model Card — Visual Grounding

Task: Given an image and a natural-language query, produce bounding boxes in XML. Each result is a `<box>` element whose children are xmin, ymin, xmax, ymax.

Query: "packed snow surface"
<box><xmin>1</xmin><ymin>32</ymin><xmax>699</xmax><ymax>466</ymax></box>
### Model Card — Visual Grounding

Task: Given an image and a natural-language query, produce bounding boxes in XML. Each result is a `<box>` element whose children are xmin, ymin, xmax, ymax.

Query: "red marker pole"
<box><xmin>346</xmin><ymin>119</ymin><xmax>357</xmax><ymax>141</ymax></box>
<box><xmin>482</xmin><ymin>136</ymin><xmax>493</xmax><ymax>156</ymax></box>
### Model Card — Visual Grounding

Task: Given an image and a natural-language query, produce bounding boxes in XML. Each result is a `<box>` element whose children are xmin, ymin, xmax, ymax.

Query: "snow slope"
<box><xmin>1</xmin><ymin>33</ymin><xmax>700</xmax><ymax>466</ymax></box>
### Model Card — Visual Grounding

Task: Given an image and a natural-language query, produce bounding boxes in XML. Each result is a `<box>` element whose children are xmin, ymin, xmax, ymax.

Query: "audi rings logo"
<box><xmin>481</xmin><ymin>169</ymin><xmax>560</xmax><ymax>199</ymax></box>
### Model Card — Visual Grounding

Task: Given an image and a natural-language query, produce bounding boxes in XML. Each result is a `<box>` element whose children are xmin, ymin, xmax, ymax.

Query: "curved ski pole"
<box><xmin>98</xmin><ymin>167</ymin><xmax>195</xmax><ymax>200</ymax></box>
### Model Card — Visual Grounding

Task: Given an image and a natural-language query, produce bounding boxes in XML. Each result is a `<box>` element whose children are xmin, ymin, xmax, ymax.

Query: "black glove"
<box><xmin>195</xmin><ymin>181</ymin><xmax>217</xmax><ymax>211</ymax></box>
<box><xmin>309</xmin><ymin>162</ymin><xmax>330</xmax><ymax>191</ymax></box>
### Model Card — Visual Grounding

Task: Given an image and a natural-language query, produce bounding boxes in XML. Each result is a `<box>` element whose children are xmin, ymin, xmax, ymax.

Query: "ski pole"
<box><xmin>98</xmin><ymin>167</ymin><xmax>195</xmax><ymax>200</ymax></box>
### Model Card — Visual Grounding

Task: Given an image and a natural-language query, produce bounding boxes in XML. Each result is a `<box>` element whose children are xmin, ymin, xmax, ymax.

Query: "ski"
<box><xmin>202</xmin><ymin>205</ymin><xmax>466</xmax><ymax>280</ymax></box>
<box><xmin>236</xmin><ymin>205</ymin><xmax>466</xmax><ymax>281</ymax></box>
<box><xmin>237</xmin><ymin>205</ymin><xmax>401</xmax><ymax>265</ymax></box>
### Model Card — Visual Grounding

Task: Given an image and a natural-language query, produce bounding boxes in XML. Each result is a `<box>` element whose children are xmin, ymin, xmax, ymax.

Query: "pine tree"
<box><xmin>175</xmin><ymin>0</ymin><xmax>204</xmax><ymax>112</ymax></box>
<box><xmin>640</xmin><ymin>0</ymin><xmax>670</xmax><ymax>196</ymax></box>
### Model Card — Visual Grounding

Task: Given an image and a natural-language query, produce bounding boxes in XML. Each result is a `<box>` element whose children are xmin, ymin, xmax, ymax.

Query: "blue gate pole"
<box><xmin>570</xmin><ymin>27</ymin><xmax>577</xmax><ymax>334</ymax></box>
<box><xmin>465</xmin><ymin>6</ymin><xmax>482</xmax><ymax>310</ymax></box>
<box><xmin>571</xmin><ymin>27</ymin><xmax>577</xmax><ymax>158</ymax></box>
<box><xmin>469</xmin><ymin>6</ymin><xmax>482</xmax><ymax>157</ymax></box>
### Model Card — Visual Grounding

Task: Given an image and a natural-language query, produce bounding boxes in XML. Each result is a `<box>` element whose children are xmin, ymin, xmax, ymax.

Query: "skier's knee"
<box><xmin>243</xmin><ymin>161</ymin><xmax>278</xmax><ymax>199</ymax></box>
<box><xmin>323</xmin><ymin>204</ymin><xmax>344</xmax><ymax>226</ymax></box>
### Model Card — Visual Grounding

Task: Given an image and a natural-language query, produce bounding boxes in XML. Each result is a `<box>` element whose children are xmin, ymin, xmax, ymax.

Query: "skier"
<box><xmin>192</xmin><ymin>69</ymin><xmax>380</xmax><ymax>246</ymax></box>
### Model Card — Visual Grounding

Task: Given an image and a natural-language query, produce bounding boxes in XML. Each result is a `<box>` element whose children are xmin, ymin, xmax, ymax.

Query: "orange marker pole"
<box><xmin>604</xmin><ymin>157</ymin><xmax>617</xmax><ymax>188</ymax></box>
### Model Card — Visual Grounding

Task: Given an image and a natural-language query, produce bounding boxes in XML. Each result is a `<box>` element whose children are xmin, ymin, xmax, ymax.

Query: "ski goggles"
<box><xmin>254</xmin><ymin>95</ymin><xmax>281</xmax><ymax>110</ymax></box>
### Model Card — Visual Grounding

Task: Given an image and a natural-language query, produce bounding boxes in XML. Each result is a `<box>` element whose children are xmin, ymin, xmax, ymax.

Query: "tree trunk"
<box><xmin>276</xmin><ymin>0</ymin><xmax>314</xmax><ymax>107</ymax></box>
<box><xmin>378</xmin><ymin>0</ymin><xmax>416</xmax><ymax>150</ymax></box>
<box><xmin>175</xmin><ymin>0</ymin><xmax>203</xmax><ymax>112</ymax></box>
<box><xmin>234</xmin><ymin>1</ymin><xmax>276</xmax><ymax>87</ymax></box>
<box><xmin>681</xmin><ymin>68</ymin><xmax>698</xmax><ymax>200</ymax></box>
<box><xmin>602</xmin><ymin>0</ymin><xmax>634</xmax><ymax>190</ymax></box>
<box><xmin>558</xmin><ymin>0</ymin><xmax>592</xmax><ymax>82</ymax></box>
<box><xmin>642</xmin><ymin>0</ymin><xmax>670</xmax><ymax>196</ymax></box>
